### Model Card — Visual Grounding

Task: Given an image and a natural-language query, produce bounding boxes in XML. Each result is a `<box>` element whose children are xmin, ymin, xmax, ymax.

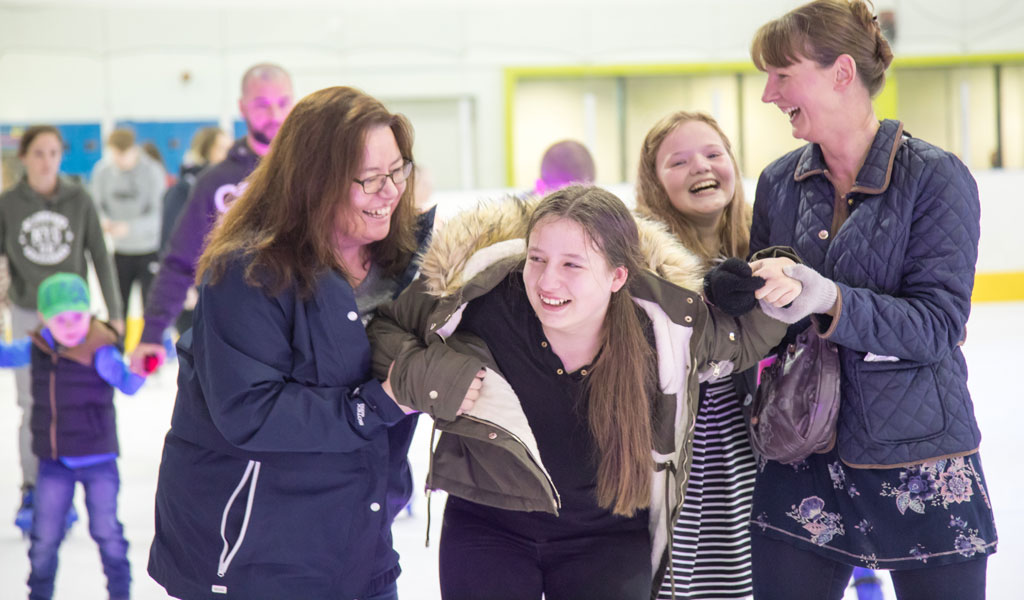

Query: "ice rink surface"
<box><xmin>0</xmin><ymin>302</ymin><xmax>1020</xmax><ymax>600</ymax></box>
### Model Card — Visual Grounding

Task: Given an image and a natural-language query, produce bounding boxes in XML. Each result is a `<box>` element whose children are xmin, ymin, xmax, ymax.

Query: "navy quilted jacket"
<box><xmin>750</xmin><ymin>119</ymin><xmax>982</xmax><ymax>467</ymax></box>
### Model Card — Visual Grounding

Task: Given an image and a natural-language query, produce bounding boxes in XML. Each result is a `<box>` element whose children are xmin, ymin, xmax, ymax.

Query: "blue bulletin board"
<box><xmin>115</xmin><ymin>120</ymin><xmax>219</xmax><ymax>177</ymax></box>
<box><xmin>1</xmin><ymin>123</ymin><xmax>103</xmax><ymax>182</ymax></box>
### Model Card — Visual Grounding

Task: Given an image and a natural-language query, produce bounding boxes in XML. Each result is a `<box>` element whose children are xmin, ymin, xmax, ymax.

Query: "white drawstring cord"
<box><xmin>217</xmin><ymin>460</ymin><xmax>261</xmax><ymax>577</ymax></box>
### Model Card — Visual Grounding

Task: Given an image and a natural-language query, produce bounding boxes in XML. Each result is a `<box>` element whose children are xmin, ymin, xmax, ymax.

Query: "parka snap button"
<box><xmin>370</xmin><ymin>502</ymin><xmax>381</xmax><ymax>512</ymax></box>
<box><xmin>556</xmin><ymin>368</ymin><xmax>564</xmax><ymax>375</ymax></box>
<box><xmin>488</xmin><ymin>432</ymin><xmax>498</xmax><ymax>440</ymax></box>
<box><xmin>818</xmin><ymin>230</ymin><xmax>829</xmax><ymax>240</ymax></box>
<box><xmin>541</xmin><ymin>341</ymin><xmax>548</xmax><ymax>348</ymax></box>
<box><xmin>686</xmin><ymin>297</ymin><xmax>694</xmax><ymax>304</ymax></box>
<box><xmin>347</xmin><ymin>311</ymin><xmax>358</xmax><ymax>321</ymax></box>
<box><xmin>684</xmin><ymin>316</ymin><xmax>692</xmax><ymax>323</ymax></box>
<box><xmin>429</xmin><ymin>390</ymin><xmax>438</xmax><ymax>399</ymax></box>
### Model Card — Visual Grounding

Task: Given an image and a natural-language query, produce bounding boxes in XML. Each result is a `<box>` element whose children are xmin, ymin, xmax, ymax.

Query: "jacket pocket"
<box><xmin>853</xmin><ymin>359</ymin><xmax>948</xmax><ymax>444</ymax></box>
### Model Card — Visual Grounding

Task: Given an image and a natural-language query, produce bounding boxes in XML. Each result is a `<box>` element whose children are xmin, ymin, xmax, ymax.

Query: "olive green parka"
<box><xmin>368</xmin><ymin>195</ymin><xmax>787</xmax><ymax>594</ymax></box>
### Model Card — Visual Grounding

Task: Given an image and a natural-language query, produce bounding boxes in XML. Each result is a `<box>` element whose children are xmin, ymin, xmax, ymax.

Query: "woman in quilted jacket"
<box><xmin>745</xmin><ymin>1</ymin><xmax>997</xmax><ymax>599</ymax></box>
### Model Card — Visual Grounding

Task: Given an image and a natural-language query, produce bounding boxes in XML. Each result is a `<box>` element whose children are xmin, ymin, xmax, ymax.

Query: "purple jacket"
<box><xmin>140</xmin><ymin>138</ymin><xmax>258</xmax><ymax>344</ymax></box>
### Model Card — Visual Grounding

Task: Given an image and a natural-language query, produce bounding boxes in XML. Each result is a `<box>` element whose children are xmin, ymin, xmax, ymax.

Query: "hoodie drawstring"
<box><xmin>425</xmin><ymin>422</ymin><xmax>439</xmax><ymax>548</ymax></box>
<box><xmin>217</xmin><ymin>460</ymin><xmax>261</xmax><ymax>577</ymax></box>
<box><xmin>666</xmin><ymin>462</ymin><xmax>677</xmax><ymax>600</ymax></box>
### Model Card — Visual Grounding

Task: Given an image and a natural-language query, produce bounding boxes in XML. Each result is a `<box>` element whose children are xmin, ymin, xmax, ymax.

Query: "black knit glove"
<box><xmin>703</xmin><ymin>258</ymin><xmax>766</xmax><ymax>316</ymax></box>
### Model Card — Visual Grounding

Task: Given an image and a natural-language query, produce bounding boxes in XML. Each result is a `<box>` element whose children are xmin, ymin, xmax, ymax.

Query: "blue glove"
<box><xmin>758</xmin><ymin>264</ymin><xmax>838</xmax><ymax>324</ymax></box>
<box><xmin>0</xmin><ymin>337</ymin><xmax>31</xmax><ymax>368</ymax></box>
<box><xmin>95</xmin><ymin>346</ymin><xmax>146</xmax><ymax>395</ymax></box>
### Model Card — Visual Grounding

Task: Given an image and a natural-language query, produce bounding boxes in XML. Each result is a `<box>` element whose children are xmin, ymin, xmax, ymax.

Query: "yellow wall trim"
<box><xmin>36</xmin><ymin>271</ymin><xmax>1024</xmax><ymax>355</ymax></box>
<box><xmin>973</xmin><ymin>271</ymin><xmax>1024</xmax><ymax>303</ymax></box>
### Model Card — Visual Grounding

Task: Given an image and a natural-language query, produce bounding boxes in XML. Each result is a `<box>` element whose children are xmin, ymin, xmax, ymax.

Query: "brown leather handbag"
<box><xmin>749</xmin><ymin>325</ymin><xmax>841</xmax><ymax>464</ymax></box>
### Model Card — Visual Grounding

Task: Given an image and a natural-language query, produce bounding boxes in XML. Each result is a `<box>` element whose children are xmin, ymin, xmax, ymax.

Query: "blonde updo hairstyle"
<box><xmin>750</xmin><ymin>0</ymin><xmax>894</xmax><ymax>97</ymax></box>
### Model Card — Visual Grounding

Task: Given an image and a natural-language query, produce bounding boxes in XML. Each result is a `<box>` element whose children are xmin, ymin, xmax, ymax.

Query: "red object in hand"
<box><xmin>143</xmin><ymin>354</ymin><xmax>160</xmax><ymax>374</ymax></box>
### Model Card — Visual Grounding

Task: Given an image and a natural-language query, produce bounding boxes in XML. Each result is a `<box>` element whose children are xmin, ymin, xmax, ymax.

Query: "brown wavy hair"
<box><xmin>197</xmin><ymin>86</ymin><xmax>418</xmax><ymax>297</ymax></box>
<box><xmin>750</xmin><ymin>0</ymin><xmax>894</xmax><ymax>97</ymax></box>
<box><xmin>527</xmin><ymin>185</ymin><xmax>657</xmax><ymax>517</ymax></box>
<box><xmin>636</xmin><ymin>111</ymin><xmax>751</xmax><ymax>264</ymax></box>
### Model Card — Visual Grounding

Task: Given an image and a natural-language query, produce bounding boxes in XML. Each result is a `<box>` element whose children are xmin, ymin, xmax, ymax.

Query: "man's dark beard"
<box><xmin>246</xmin><ymin>120</ymin><xmax>274</xmax><ymax>146</ymax></box>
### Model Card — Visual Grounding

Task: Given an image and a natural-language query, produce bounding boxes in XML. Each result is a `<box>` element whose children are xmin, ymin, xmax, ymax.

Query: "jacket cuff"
<box><xmin>749</xmin><ymin>245</ymin><xmax>801</xmax><ymax>263</ymax></box>
<box><xmin>812</xmin><ymin>284</ymin><xmax>844</xmax><ymax>339</ymax></box>
<box><xmin>356</xmin><ymin>379</ymin><xmax>407</xmax><ymax>427</ymax></box>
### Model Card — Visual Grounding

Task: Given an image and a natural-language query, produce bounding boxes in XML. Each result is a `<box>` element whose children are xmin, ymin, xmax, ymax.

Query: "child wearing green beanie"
<box><xmin>0</xmin><ymin>272</ymin><xmax>144</xmax><ymax>599</ymax></box>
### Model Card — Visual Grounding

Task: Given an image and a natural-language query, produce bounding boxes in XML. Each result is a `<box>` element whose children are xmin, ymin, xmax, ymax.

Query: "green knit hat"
<box><xmin>37</xmin><ymin>273</ymin><xmax>90</xmax><ymax>319</ymax></box>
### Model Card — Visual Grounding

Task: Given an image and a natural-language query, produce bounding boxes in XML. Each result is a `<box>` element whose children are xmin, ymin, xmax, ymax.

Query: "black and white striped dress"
<box><xmin>657</xmin><ymin>377</ymin><xmax>756</xmax><ymax>599</ymax></box>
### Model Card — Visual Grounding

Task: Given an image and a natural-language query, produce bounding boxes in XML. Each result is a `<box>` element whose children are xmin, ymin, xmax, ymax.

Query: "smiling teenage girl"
<box><xmin>637</xmin><ymin>111</ymin><xmax>758</xmax><ymax>599</ymax></box>
<box><xmin>369</xmin><ymin>185</ymin><xmax>815</xmax><ymax>599</ymax></box>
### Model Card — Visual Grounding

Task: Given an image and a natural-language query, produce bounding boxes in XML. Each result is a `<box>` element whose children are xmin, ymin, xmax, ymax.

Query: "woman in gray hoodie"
<box><xmin>0</xmin><ymin>124</ymin><xmax>122</xmax><ymax>531</ymax></box>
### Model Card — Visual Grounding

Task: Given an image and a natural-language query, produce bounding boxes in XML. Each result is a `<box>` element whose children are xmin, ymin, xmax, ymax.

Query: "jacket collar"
<box><xmin>793</xmin><ymin>119</ymin><xmax>905</xmax><ymax>195</ymax></box>
<box><xmin>418</xmin><ymin>193</ymin><xmax>705</xmax><ymax>299</ymax></box>
<box><xmin>228</xmin><ymin>137</ymin><xmax>259</xmax><ymax>168</ymax></box>
<box><xmin>30</xmin><ymin>319</ymin><xmax>117</xmax><ymax>366</ymax></box>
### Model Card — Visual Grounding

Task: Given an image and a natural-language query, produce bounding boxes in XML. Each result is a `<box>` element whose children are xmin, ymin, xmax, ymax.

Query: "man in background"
<box><xmin>534</xmin><ymin>139</ymin><xmax>596</xmax><ymax>194</ymax></box>
<box><xmin>91</xmin><ymin>128</ymin><xmax>165</xmax><ymax>316</ymax></box>
<box><xmin>130</xmin><ymin>63</ymin><xmax>294</xmax><ymax>373</ymax></box>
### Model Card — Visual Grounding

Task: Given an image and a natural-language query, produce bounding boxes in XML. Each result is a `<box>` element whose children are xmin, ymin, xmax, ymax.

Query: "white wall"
<box><xmin>3</xmin><ymin>0</ymin><xmax>1023</xmax><ymax>271</ymax></box>
<box><xmin>4</xmin><ymin>0</ymin><xmax>1024</xmax><ymax>187</ymax></box>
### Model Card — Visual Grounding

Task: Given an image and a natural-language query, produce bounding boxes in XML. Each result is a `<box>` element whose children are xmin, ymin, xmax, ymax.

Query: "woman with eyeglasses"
<box><xmin>147</xmin><ymin>86</ymin><xmax>433</xmax><ymax>600</ymax></box>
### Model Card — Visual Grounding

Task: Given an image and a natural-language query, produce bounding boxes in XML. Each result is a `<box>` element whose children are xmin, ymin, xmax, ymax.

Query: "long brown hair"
<box><xmin>197</xmin><ymin>86</ymin><xmax>418</xmax><ymax>297</ymax></box>
<box><xmin>527</xmin><ymin>185</ymin><xmax>656</xmax><ymax>517</ymax></box>
<box><xmin>636</xmin><ymin>111</ymin><xmax>751</xmax><ymax>264</ymax></box>
<box><xmin>750</xmin><ymin>0</ymin><xmax>894</xmax><ymax>98</ymax></box>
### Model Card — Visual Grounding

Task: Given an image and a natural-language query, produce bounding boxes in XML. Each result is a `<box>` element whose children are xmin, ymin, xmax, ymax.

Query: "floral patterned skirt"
<box><xmin>750</xmin><ymin>449</ymin><xmax>998</xmax><ymax>570</ymax></box>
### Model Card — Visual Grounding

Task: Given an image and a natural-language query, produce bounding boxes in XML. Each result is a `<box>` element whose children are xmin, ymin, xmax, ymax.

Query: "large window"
<box><xmin>507</xmin><ymin>55</ymin><xmax>1024</xmax><ymax>187</ymax></box>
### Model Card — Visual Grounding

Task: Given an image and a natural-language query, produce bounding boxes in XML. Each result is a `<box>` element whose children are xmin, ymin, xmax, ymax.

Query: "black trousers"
<box><xmin>438</xmin><ymin>500</ymin><xmax>652</xmax><ymax>600</ymax></box>
<box><xmin>114</xmin><ymin>252</ymin><xmax>159</xmax><ymax>314</ymax></box>
<box><xmin>751</xmin><ymin>532</ymin><xmax>988</xmax><ymax>600</ymax></box>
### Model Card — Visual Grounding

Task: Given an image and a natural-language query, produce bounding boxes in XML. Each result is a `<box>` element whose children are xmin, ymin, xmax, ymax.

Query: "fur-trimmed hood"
<box><xmin>418</xmin><ymin>193</ymin><xmax>705</xmax><ymax>297</ymax></box>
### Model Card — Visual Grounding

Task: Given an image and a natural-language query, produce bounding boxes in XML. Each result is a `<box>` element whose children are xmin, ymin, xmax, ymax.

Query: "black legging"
<box><xmin>438</xmin><ymin>500</ymin><xmax>652</xmax><ymax>600</ymax></box>
<box><xmin>751</xmin><ymin>532</ymin><xmax>988</xmax><ymax>600</ymax></box>
<box><xmin>114</xmin><ymin>252</ymin><xmax>159</xmax><ymax>314</ymax></box>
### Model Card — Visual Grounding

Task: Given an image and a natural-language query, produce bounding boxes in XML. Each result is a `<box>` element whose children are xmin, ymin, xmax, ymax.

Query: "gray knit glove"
<box><xmin>758</xmin><ymin>264</ymin><xmax>838</xmax><ymax>324</ymax></box>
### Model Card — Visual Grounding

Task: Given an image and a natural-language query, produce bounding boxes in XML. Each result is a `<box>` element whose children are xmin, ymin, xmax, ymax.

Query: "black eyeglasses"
<box><xmin>353</xmin><ymin>159</ymin><xmax>414</xmax><ymax>194</ymax></box>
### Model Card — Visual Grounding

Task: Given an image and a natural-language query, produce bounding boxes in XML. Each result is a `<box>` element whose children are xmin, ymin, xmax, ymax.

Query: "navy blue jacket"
<box><xmin>159</xmin><ymin>162</ymin><xmax>205</xmax><ymax>251</ymax></box>
<box><xmin>750</xmin><ymin>120</ymin><xmax>982</xmax><ymax>467</ymax></box>
<box><xmin>148</xmin><ymin>196</ymin><xmax>434</xmax><ymax>599</ymax></box>
<box><xmin>148</xmin><ymin>257</ymin><xmax>416</xmax><ymax>599</ymax></box>
<box><xmin>29</xmin><ymin>320</ymin><xmax>121</xmax><ymax>459</ymax></box>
